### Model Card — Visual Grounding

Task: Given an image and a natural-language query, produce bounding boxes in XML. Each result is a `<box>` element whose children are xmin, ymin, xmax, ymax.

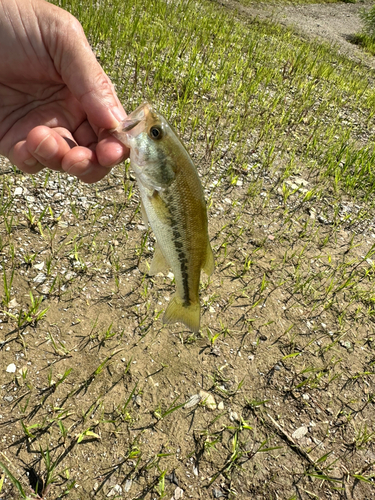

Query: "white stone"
<box><xmin>8</xmin><ymin>298</ymin><xmax>19</xmax><ymax>308</ymax></box>
<box><xmin>107</xmin><ymin>484</ymin><xmax>122</xmax><ymax>497</ymax></box>
<box><xmin>33</xmin><ymin>273</ymin><xmax>46</xmax><ymax>283</ymax></box>
<box><xmin>229</xmin><ymin>411</ymin><xmax>239</xmax><ymax>422</ymax></box>
<box><xmin>292</xmin><ymin>426</ymin><xmax>308</xmax><ymax>440</ymax></box>
<box><xmin>6</xmin><ymin>363</ymin><xmax>16</xmax><ymax>373</ymax></box>
<box><xmin>184</xmin><ymin>394</ymin><xmax>201</xmax><ymax>409</ymax></box>
<box><xmin>174</xmin><ymin>487</ymin><xmax>184</xmax><ymax>499</ymax></box>
<box><xmin>199</xmin><ymin>390</ymin><xmax>216</xmax><ymax>410</ymax></box>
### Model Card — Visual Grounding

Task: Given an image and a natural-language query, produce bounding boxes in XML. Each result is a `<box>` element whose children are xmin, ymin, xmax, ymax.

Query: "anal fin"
<box><xmin>149</xmin><ymin>241</ymin><xmax>169</xmax><ymax>275</ymax></box>
<box><xmin>202</xmin><ymin>242</ymin><xmax>215</xmax><ymax>276</ymax></box>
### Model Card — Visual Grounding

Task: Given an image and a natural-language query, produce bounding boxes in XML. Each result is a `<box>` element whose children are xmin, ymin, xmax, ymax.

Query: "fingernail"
<box><xmin>34</xmin><ymin>134</ymin><xmax>58</xmax><ymax>159</ymax></box>
<box><xmin>24</xmin><ymin>157</ymin><xmax>38</xmax><ymax>166</ymax></box>
<box><xmin>111</xmin><ymin>106</ymin><xmax>127</xmax><ymax>124</ymax></box>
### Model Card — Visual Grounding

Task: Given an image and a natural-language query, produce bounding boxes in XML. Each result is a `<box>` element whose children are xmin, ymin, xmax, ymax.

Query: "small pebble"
<box><xmin>107</xmin><ymin>484</ymin><xmax>122</xmax><ymax>497</ymax></box>
<box><xmin>7</xmin><ymin>298</ymin><xmax>19</xmax><ymax>308</ymax></box>
<box><xmin>213</xmin><ymin>488</ymin><xmax>226</xmax><ymax>498</ymax></box>
<box><xmin>184</xmin><ymin>394</ymin><xmax>201</xmax><ymax>409</ymax></box>
<box><xmin>6</xmin><ymin>363</ymin><xmax>16</xmax><ymax>373</ymax></box>
<box><xmin>292</xmin><ymin>426</ymin><xmax>308</xmax><ymax>440</ymax></box>
<box><xmin>199</xmin><ymin>390</ymin><xmax>216</xmax><ymax>410</ymax></box>
<box><xmin>134</xmin><ymin>395</ymin><xmax>142</xmax><ymax>406</ymax></box>
<box><xmin>33</xmin><ymin>273</ymin><xmax>46</xmax><ymax>283</ymax></box>
<box><xmin>174</xmin><ymin>486</ymin><xmax>184</xmax><ymax>499</ymax></box>
<box><xmin>210</xmin><ymin>346</ymin><xmax>221</xmax><ymax>356</ymax></box>
<box><xmin>229</xmin><ymin>411</ymin><xmax>239</xmax><ymax>422</ymax></box>
<box><xmin>124</xmin><ymin>479</ymin><xmax>132</xmax><ymax>492</ymax></box>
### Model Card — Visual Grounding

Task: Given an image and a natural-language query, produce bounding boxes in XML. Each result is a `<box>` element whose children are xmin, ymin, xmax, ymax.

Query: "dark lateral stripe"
<box><xmin>168</xmin><ymin>212</ymin><xmax>189</xmax><ymax>307</ymax></box>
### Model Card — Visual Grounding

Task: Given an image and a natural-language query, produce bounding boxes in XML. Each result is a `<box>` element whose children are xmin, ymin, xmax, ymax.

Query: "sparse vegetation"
<box><xmin>0</xmin><ymin>0</ymin><xmax>375</xmax><ymax>498</ymax></box>
<box><xmin>353</xmin><ymin>3</ymin><xmax>375</xmax><ymax>54</ymax></box>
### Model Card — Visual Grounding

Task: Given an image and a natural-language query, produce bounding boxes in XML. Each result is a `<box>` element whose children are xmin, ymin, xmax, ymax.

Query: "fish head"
<box><xmin>113</xmin><ymin>103</ymin><xmax>177</xmax><ymax>190</ymax></box>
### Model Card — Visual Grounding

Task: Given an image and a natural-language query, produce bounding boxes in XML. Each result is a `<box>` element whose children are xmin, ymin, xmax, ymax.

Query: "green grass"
<box><xmin>236</xmin><ymin>0</ymin><xmax>356</xmax><ymax>5</ymax></box>
<box><xmin>1</xmin><ymin>0</ymin><xmax>375</xmax><ymax>498</ymax></box>
<box><xmin>351</xmin><ymin>32</ymin><xmax>375</xmax><ymax>55</ymax></box>
<box><xmin>352</xmin><ymin>4</ymin><xmax>375</xmax><ymax>55</ymax></box>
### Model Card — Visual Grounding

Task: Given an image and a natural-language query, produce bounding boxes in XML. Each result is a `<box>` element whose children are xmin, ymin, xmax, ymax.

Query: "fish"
<box><xmin>111</xmin><ymin>103</ymin><xmax>214</xmax><ymax>333</ymax></box>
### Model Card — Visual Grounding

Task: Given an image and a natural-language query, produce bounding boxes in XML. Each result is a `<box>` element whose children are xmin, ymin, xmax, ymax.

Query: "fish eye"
<box><xmin>149</xmin><ymin>126</ymin><xmax>163</xmax><ymax>140</ymax></box>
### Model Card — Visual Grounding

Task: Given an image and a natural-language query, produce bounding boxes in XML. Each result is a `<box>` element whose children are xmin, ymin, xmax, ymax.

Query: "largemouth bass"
<box><xmin>112</xmin><ymin>103</ymin><xmax>214</xmax><ymax>333</ymax></box>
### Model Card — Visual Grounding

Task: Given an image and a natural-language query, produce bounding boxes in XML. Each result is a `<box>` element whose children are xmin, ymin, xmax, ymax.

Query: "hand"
<box><xmin>0</xmin><ymin>0</ymin><xmax>128</xmax><ymax>183</ymax></box>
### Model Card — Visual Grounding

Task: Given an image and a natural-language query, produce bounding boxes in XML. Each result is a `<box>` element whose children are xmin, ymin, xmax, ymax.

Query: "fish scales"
<box><xmin>111</xmin><ymin>103</ymin><xmax>214</xmax><ymax>332</ymax></box>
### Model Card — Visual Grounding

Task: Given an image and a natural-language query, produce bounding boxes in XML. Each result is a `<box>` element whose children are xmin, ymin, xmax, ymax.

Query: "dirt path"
<box><xmin>219</xmin><ymin>0</ymin><xmax>375</xmax><ymax>68</ymax></box>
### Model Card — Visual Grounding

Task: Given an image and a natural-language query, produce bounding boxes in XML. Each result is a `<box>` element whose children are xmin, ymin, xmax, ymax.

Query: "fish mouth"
<box><xmin>120</xmin><ymin>102</ymin><xmax>153</xmax><ymax>132</ymax></box>
<box><xmin>110</xmin><ymin>102</ymin><xmax>157</xmax><ymax>146</ymax></box>
<box><xmin>121</xmin><ymin>118</ymin><xmax>142</xmax><ymax>131</ymax></box>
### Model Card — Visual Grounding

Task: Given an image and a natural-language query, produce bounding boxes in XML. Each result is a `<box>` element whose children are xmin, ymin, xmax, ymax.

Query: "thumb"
<box><xmin>44</xmin><ymin>6</ymin><xmax>126</xmax><ymax>129</ymax></box>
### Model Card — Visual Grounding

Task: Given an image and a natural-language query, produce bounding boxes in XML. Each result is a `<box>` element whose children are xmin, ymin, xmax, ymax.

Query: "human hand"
<box><xmin>0</xmin><ymin>0</ymin><xmax>128</xmax><ymax>183</ymax></box>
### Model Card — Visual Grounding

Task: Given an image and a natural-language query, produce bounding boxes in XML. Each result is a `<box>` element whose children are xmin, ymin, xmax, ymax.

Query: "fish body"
<box><xmin>112</xmin><ymin>103</ymin><xmax>214</xmax><ymax>332</ymax></box>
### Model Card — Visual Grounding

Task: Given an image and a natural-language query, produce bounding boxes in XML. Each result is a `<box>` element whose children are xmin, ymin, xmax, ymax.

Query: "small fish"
<box><xmin>112</xmin><ymin>103</ymin><xmax>214</xmax><ymax>332</ymax></box>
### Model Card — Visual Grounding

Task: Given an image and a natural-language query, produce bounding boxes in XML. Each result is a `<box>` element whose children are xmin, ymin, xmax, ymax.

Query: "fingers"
<box><xmin>26</xmin><ymin>126</ymin><xmax>75</xmax><ymax>170</ymax></box>
<box><xmin>48</xmin><ymin>13</ymin><xmax>127</xmax><ymax>129</ymax></box>
<box><xmin>62</xmin><ymin>132</ymin><xmax>129</xmax><ymax>183</ymax></box>
<box><xmin>10</xmin><ymin>126</ymin><xmax>70</xmax><ymax>173</ymax></box>
<box><xmin>96</xmin><ymin>130</ymin><xmax>129</xmax><ymax>168</ymax></box>
<box><xmin>11</xmin><ymin>140</ymin><xmax>46</xmax><ymax>174</ymax></box>
<box><xmin>61</xmin><ymin>146</ymin><xmax>112</xmax><ymax>184</ymax></box>
<box><xmin>10</xmin><ymin>124</ymin><xmax>128</xmax><ymax>183</ymax></box>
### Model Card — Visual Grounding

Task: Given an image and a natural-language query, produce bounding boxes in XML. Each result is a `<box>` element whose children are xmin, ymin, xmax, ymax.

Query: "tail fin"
<box><xmin>163</xmin><ymin>295</ymin><xmax>201</xmax><ymax>333</ymax></box>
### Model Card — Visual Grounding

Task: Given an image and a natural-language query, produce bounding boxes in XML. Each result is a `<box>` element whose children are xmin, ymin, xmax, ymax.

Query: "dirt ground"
<box><xmin>222</xmin><ymin>0</ymin><xmax>375</xmax><ymax>67</ymax></box>
<box><xmin>1</xmin><ymin>2</ymin><xmax>375</xmax><ymax>500</ymax></box>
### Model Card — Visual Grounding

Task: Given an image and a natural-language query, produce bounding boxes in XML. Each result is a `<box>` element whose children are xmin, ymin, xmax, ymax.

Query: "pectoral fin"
<box><xmin>149</xmin><ymin>241</ymin><xmax>169</xmax><ymax>275</ymax></box>
<box><xmin>202</xmin><ymin>242</ymin><xmax>215</xmax><ymax>276</ymax></box>
<box><xmin>140</xmin><ymin>200</ymin><xmax>148</xmax><ymax>225</ymax></box>
<box><xmin>149</xmin><ymin>190</ymin><xmax>170</xmax><ymax>224</ymax></box>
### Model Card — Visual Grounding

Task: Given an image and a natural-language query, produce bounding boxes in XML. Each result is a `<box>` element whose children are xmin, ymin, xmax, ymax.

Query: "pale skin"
<box><xmin>0</xmin><ymin>0</ymin><xmax>129</xmax><ymax>183</ymax></box>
